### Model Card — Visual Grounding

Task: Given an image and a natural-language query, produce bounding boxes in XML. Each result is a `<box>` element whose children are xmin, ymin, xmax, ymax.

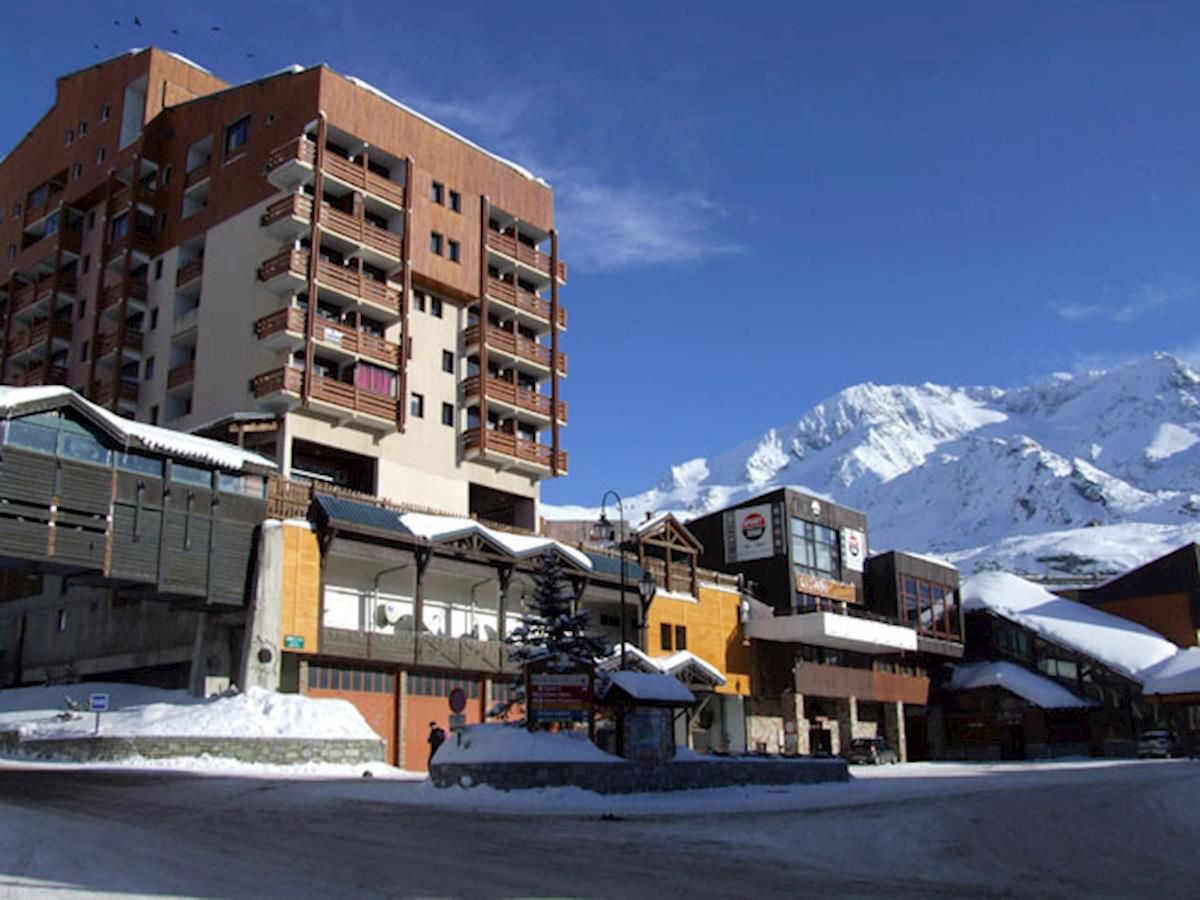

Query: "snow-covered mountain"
<box><xmin>547</xmin><ymin>353</ymin><xmax>1200</xmax><ymax>579</ymax></box>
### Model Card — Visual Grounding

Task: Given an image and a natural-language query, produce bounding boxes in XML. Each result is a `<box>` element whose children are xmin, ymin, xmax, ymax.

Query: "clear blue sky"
<box><xmin>5</xmin><ymin>1</ymin><xmax>1199</xmax><ymax>507</ymax></box>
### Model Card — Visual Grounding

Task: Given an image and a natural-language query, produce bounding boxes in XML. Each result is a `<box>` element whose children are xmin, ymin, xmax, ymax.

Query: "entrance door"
<box><xmin>402</xmin><ymin>671</ymin><xmax>483</xmax><ymax>772</ymax></box>
<box><xmin>306</xmin><ymin>662</ymin><xmax>398</xmax><ymax>763</ymax></box>
<box><xmin>1000</xmin><ymin>724</ymin><xmax>1026</xmax><ymax>760</ymax></box>
<box><xmin>809</xmin><ymin>726</ymin><xmax>833</xmax><ymax>756</ymax></box>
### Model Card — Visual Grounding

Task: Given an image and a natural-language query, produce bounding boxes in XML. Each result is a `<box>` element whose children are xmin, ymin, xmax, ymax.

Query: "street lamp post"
<box><xmin>590</xmin><ymin>490</ymin><xmax>628</xmax><ymax>670</ymax></box>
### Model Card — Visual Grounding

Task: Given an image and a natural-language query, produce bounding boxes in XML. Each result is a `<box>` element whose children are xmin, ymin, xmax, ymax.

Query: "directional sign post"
<box><xmin>88</xmin><ymin>692</ymin><xmax>109</xmax><ymax>736</ymax></box>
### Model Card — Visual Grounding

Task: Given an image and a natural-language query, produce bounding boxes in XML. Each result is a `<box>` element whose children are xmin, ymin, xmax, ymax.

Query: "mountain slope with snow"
<box><xmin>548</xmin><ymin>353</ymin><xmax>1200</xmax><ymax>578</ymax></box>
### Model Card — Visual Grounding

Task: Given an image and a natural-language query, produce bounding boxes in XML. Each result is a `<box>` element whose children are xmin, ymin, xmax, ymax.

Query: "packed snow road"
<box><xmin>1</xmin><ymin>759</ymin><xmax>1197</xmax><ymax>899</ymax></box>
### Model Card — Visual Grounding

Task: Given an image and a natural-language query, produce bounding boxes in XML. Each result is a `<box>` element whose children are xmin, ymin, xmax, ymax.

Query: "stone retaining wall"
<box><xmin>431</xmin><ymin>757</ymin><xmax>850</xmax><ymax>794</ymax></box>
<box><xmin>0</xmin><ymin>730</ymin><xmax>384</xmax><ymax>766</ymax></box>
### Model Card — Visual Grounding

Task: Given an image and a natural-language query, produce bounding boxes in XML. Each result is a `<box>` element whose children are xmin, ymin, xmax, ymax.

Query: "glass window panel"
<box><xmin>116</xmin><ymin>451</ymin><xmax>161</xmax><ymax>476</ymax></box>
<box><xmin>60</xmin><ymin>431</ymin><xmax>110</xmax><ymax>465</ymax></box>
<box><xmin>5</xmin><ymin>420</ymin><xmax>59</xmax><ymax>453</ymax></box>
<box><xmin>172</xmin><ymin>462</ymin><xmax>212</xmax><ymax>486</ymax></box>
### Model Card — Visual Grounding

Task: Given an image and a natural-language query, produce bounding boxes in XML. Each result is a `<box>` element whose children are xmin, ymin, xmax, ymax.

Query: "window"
<box><xmin>431</xmin><ymin>181</ymin><xmax>444</xmax><ymax>204</ymax></box>
<box><xmin>150</xmin><ymin>404</ymin><xmax>159</xmax><ymax>425</ymax></box>
<box><xmin>87</xmin><ymin>210</ymin><xmax>96</xmax><ymax>230</ymax></box>
<box><xmin>78</xmin><ymin>120</ymin><xmax>87</xmax><ymax>136</ymax></box>
<box><xmin>265</xmin><ymin>112</ymin><xmax>275</xmax><ymax>125</ymax></box>
<box><xmin>82</xmin><ymin>254</ymin><xmax>90</xmax><ymax>274</ymax></box>
<box><xmin>154</xmin><ymin>259</ymin><xmax>163</xmax><ymax>280</ymax></box>
<box><xmin>430</xmin><ymin>232</ymin><xmax>443</xmax><ymax>255</ymax></box>
<box><xmin>73</xmin><ymin>163</ymin><xmax>82</xmax><ymax>180</ymax></box>
<box><xmin>224</xmin><ymin>115</ymin><xmax>250</xmax><ymax>157</ymax></box>
<box><xmin>410</xmin><ymin>393</ymin><xmax>425</xmax><ymax>418</ymax></box>
<box><xmin>13</xmin><ymin>201</ymin><xmax>21</xmax><ymax>216</ymax></box>
<box><xmin>441</xmin><ymin>402</ymin><xmax>454</xmax><ymax>426</ymax></box>
<box><xmin>161</xmin><ymin>165</ymin><xmax>171</xmax><ymax>186</ymax></box>
<box><xmin>660</xmin><ymin>623</ymin><xmax>673</xmax><ymax>651</ymax></box>
<box><xmin>96</xmin><ymin>146</ymin><xmax>105</xmax><ymax>165</ymax></box>
<box><xmin>7</xmin><ymin>244</ymin><xmax>15</xmax><ymax>260</ymax></box>
<box><xmin>78</xmin><ymin>300</ymin><xmax>87</xmax><ymax>320</ymax></box>
<box><xmin>412</xmin><ymin>291</ymin><xmax>426</xmax><ymax>313</ymax></box>
<box><xmin>81</xmin><ymin>340</ymin><xmax>89</xmax><ymax>361</ymax></box>
<box><xmin>449</xmin><ymin>190</ymin><xmax>461</xmax><ymax>213</ymax></box>
<box><xmin>57</xmin><ymin>610</ymin><xmax>68</xmax><ymax>632</ymax></box>
<box><xmin>110</xmin><ymin>213</ymin><xmax>128</xmax><ymax>240</ymax></box>
<box><xmin>442</xmin><ymin>349</ymin><xmax>454</xmax><ymax>373</ymax></box>
<box><xmin>675</xmin><ymin>625</ymin><xmax>687</xmax><ymax>651</ymax></box>
<box><xmin>448</xmin><ymin>239</ymin><xmax>460</xmax><ymax>263</ymax></box>
<box><xmin>144</xmin><ymin>357</ymin><xmax>155</xmax><ymax>381</ymax></box>
<box><xmin>430</xmin><ymin>297</ymin><xmax>443</xmax><ymax>318</ymax></box>
<box><xmin>149</xmin><ymin>308</ymin><xmax>158</xmax><ymax>330</ymax></box>
<box><xmin>65</xmin><ymin>129</ymin><xmax>74</xmax><ymax>146</ymax></box>
<box><xmin>101</xmin><ymin>103</ymin><xmax>110</xmax><ymax>122</ymax></box>
<box><xmin>790</xmin><ymin>517</ymin><xmax>841</xmax><ymax>579</ymax></box>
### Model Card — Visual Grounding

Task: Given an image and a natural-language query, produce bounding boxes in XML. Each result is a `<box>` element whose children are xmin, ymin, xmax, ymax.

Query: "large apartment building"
<box><xmin>0</xmin><ymin>48</ymin><xmax>567</xmax><ymax>528</ymax></box>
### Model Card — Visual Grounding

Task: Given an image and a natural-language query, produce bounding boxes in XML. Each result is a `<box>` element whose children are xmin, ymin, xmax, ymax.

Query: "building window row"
<box><xmin>407</xmin><ymin>673</ymin><xmax>480</xmax><ymax>698</ymax></box>
<box><xmin>308</xmin><ymin>664</ymin><xmax>395</xmax><ymax>694</ymax></box>
<box><xmin>412</xmin><ymin>290</ymin><xmax>443</xmax><ymax>318</ymax></box>
<box><xmin>900</xmin><ymin>575</ymin><xmax>961</xmax><ymax>638</ymax></box>
<box><xmin>659</xmin><ymin>622</ymin><xmax>687</xmax><ymax>652</ymax></box>
<box><xmin>431</xmin><ymin>181</ymin><xmax>462</xmax><ymax>213</ymax></box>
<box><xmin>791</xmin><ymin>517</ymin><xmax>841</xmax><ymax>580</ymax></box>
<box><xmin>429</xmin><ymin>232</ymin><xmax>460</xmax><ymax>263</ymax></box>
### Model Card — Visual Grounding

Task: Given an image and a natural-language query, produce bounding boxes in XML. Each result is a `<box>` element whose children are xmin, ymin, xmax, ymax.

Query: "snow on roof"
<box><xmin>0</xmin><ymin>385</ymin><xmax>276</xmax><ymax>473</ymax></box>
<box><xmin>603</xmin><ymin>671</ymin><xmax>695</xmax><ymax>705</ymax></box>
<box><xmin>656</xmin><ymin>651</ymin><xmax>727</xmax><ymax>686</ymax></box>
<box><xmin>343</xmin><ymin>76</ymin><xmax>549</xmax><ymax>187</ymax></box>
<box><xmin>397</xmin><ymin>512</ymin><xmax>591</xmax><ymax>571</ymax></box>
<box><xmin>1141</xmin><ymin>648</ymin><xmax>1200</xmax><ymax>696</ymax></box>
<box><xmin>163</xmin><ymin>50</ymin><xmax>213</xmax><ymax>75</ymax></box>
<box><xmin>961</xmin><ymin>571</ymin><xmax>1178</xmax><ymax>681</ymax></box>
<box><xmin>948</xmin><ymin>661</ymin><xmax>1096</xmax><ymax>709</ymax></box>
<box><xmin>633</xmin><ymin>512</ymin><xmax>673</xmax><ymax>536</ymax></box>
<box><xmin>433</xmin><ymin>723</ymin><xmax>619</xmax><ymax>765</ymax></box>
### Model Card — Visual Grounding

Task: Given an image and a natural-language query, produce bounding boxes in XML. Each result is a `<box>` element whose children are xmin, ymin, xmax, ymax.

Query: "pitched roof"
<box><xmin>948</xmin><ymin>661</ymin><xmax>1097</xmax><ymax>709</ymax></box>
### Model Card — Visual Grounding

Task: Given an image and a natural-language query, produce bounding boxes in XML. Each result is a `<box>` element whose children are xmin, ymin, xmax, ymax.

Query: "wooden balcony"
<box><xmin>257</xmin><ymin>248</ymin><xmax>310</xmax><ymax>294</ymax></box>
<box><xmin>463</xmin><ymin>375</ymin><xmax>567</xmax><ymax>423</ymax></box>
<box><xmin>265</xmin><ymin>136</ymin><xmax>316</xmax><ymax>187</ymax></box>
<box><xmin>16</xmin><ymin>361</ymin><xmax>67</xmax><ymax>386</ymax></box>
<box><xmin>486</xmin><ymin>229</ymin><xmax>567</xmax><ymax>282</ymax></box>
<box><xmin>252</xmin><ymin>366</ymin><xmax>397</xmax><ymax>429</ymax></box>
<box><xmin>793</xmin><ymin>661</ymin><xmax>930</xmax><ymax>705</ymax></box>
<box><xmin>175</xmin><ymin>258</ymin><xmax>204</xmax><ymax>288</ymax></box>
<box><xmin>104</xmin><ymin>230</ymin><xmax>153</xmax><ymax>262</ymax></box>
<box><xmin>261</xmin><ymin>193</ymin><xmax>313</xmax><ymax>239</ymax></box>
<box><xmin>315</xmin><ymin>257</ymin><xmax>402</xmax><ymax>316</ymax></box>
<box><xmin>95</xmin><ymin>329</ymin><xmax>144</xmax><ymax>360</ymax></box>
<box><xmin>22</xmin><ymin>185</ymin><xmax>64</xmax><ymax>227</ymax></box>
<box><xmin>23</xmin><ymin>225</ymin><xmax>82</xmax><ymax>260</ymax></box>
<box><xmin>8</xmin><ymin>274</ymin><xmax>75</xmax><ymax>318</ymax></box>
<box><xmin>255</xmin><ymin>307</ymin><xmax>400</xmax><ymax>367</ymax></box>
<box><xmin>167</xmin><ymin>360</ymin><xmax>196</xmax><ymax>391</ymax></box>
<box><xmin>486</xmin><ymin>277</ymin><xmax>566</xmax><ymax>328</ymax></box>
<box><xmin>463</xmin><ymin>426</ymin><xmax>566</xmax><ymax>475</ymax></box>
<box><xmin>184</xmin><ymin>160</ymin><xmax>211</xmax><ymax>189</ymax></box>
<box><xmin>320</xmin><ymin>204</ymin><xmax>402</xmax><ymax>260</ymax></box>
<box><xmin>323</xmin><ymin>152</ymin><xmax>406</xmax><ymax>209</ymax></box>
<box><xmin>99</xmin><ymin>279</ymin><xmax>148</xmax><ymax>313</ymax></box>
<box><xmin>464</xmin><ymin>324</ymin><xmax>567</xmax><ymax>376</ymax></box>
<box><xmin>108</xmin><ymin>184</ymin><xmax>160</xmax><ymax>216</ymax></box>
<box><xmin>91</xmin><ymin>379</ymin><xmax>138</xmax><ymax>407</ymax></box>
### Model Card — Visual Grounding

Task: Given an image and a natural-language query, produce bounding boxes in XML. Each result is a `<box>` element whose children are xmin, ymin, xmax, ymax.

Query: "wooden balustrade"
<box><xmin>252</xmin><ymin>367</ymin><xmax>397</xmax><ymax>421</ymax></box>
<box><xmin>184</xmin><ymin>160</ymin><xmax>211</xmax><ymax>188</ymax></box>
<box><xmin>323</xmin><ymin>153</ymin><xmax>406</xmax><ymax>207</ymax></box>
<box><xmin>486</xmin><ymin>229</ymin><xmax>567</xmax><ymax>282</ymax></box>
<box><xmin>175</xmin><ymin>258</ymin><xmax>204</xmax><ymax>286</ymax></box>
<box><xmin>266</xmin><ymin>136</ymin><xmax>316</xmax><ymax>173</ymax></box>
<box><xmin>463</xmin><ymin>427</ymin><xmax>567</xmax><ymax>472</ymax></box>
<box><xmin>261</xmin><ymin>193</ymin><xmax>313</xmax><ymax>229</ymax></box>
<box><xmin>20</xmin><ymin>362</ymin><xmax>67</xmax><ymax>385</ymax></box>
<box><xmin>464</xmin><ymin>325</ymin><xmax>566</xmax><ymax>374</ymax></box>
<box><xmin>462</xmin><ymin>375</ymin><xmax>567</xmax><ymax>422</ymax></box>
<box><xmin>257</xmin><ymin>248</ymin><xmax>308</xmax><ymax>283</ymax></box>
<box><xmin>320</xmin><ymin>204</ymin><xmax>402</xmax><ymax>258</ymax></box>
<box><xmin>167</xmin><ymin>360</ymin><xmax>196</xmax><ymax>390</ymax></box>
<box><xmin>315</xmin><ymin>258</ymin><xmax>402</xmax><ymax>314</ymax></box>
<box><xmin>254</xmin><ymin>306</ymin><xmax>306</xmax><ymax>340</ymax></box>
<box><xmin>485</xmin><ymin>277</ymin><xmax>565</xmax><ymax>326</ymax></box>
<box><xmin>252</xmin><ymin>366</ymin><xmax>303</xmax><ymax>398</ymax></box>
<box><xmin>23</xmin><ymin>184</ymin><xmax>64</xmax><ymax>226</ymax></box>
<box><xmin>91</xmin><ymin>379</ymin><xmax>138</xmax><ymax>406</ymax></box>
<box><xmin>96</xmin><ymin>329</ymin><xmax>143</xmax><ymax>358</ymax></box>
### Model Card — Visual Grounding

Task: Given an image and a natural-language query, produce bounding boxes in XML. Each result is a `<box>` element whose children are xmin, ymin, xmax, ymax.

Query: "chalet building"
<box><xmin>942</xmin><ymin>572</ymin><xmax>1190</xmax><ymax>760</ymax></box>
<box><xmin>687</xmin><ymin>489</ymin><xmax>964</xmax><ymax>761</ymax></box>
<box><xmin>0</xmin><ymin>48</ymin><xmax>567</xmax><ymax>532</ymax></box>
<box><xmin>0</xmin><ymin>385</ymin><xmax>273</xmax><ymax>691</ymax></box>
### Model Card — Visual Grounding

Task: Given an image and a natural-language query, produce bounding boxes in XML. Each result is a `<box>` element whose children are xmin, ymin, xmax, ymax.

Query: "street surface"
<box><xmin>1</xmin><ymin>759</ymin><xmax>1197</xmax><ymax>898</ymax></box>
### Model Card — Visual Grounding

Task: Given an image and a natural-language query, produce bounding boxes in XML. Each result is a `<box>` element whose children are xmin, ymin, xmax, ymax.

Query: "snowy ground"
<box><xmin>1</xmin><ymin>758</ymin><xmax>1197</xmax><ymax>898</ymax></box>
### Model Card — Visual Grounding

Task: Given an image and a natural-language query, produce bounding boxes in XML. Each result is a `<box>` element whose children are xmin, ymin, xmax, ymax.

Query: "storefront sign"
<box><xmin>840</xmin><ymin>528</ymin><xmax>866</xmax><ymax>573</ymax></box>
<box><xmin>795</xmin><ymin>572</ymin><xmax>858</xmax><ymax>603</ymax></box>
<box><xmin>724</xmin><ymin>504</ymin><xmax>776</xmax><ymax>563</ymax></box>
<box><xmin>284</xmin><ymin>635</ymin><xmax>305</xmax><ymax>649</ymax></box>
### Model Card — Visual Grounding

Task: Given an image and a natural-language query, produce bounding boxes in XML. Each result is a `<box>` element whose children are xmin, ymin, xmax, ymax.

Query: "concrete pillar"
<box><xmin>884</xmin><ymin>701</ymin><xmax>907</xmax><ymax>762</ymax></box>
<box><xmin>241</xmin><ymin>522</ymin><xmax>284</xmax><ymax>692</ymax></box>
<box><xmin>788</xmin><ymin>692</ymin><xmax>811</xmax><ymax>756</ymax></box>
<box><xmin>187</xmin><ymin>611</ymin><xmax>210</xmax><ymax>697</ymax></box>
<box><xmin>722</xmin><ymin>695</ymin><xmax>748</xmax><ymax>754</ymax></box>
<box><xmin>833</xmin><ymin>696</ymin><xmax>857</xmax><ymax>757</ymax></box>
<box><xmin>927</xmin><ymin>705</ymin><xmax>946</xmax><ymax>760</ymax></box>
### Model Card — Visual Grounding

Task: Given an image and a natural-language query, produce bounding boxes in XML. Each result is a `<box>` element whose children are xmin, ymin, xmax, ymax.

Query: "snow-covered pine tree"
<box><xmin>506</xmin><ymin>549</ymin><xmax>611</xmax><ymax>671</ymax></box>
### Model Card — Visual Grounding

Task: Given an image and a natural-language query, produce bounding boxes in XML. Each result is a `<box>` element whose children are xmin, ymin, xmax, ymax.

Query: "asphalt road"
<box><xmin>1</xmin><ymin>761</ymin><xmax>1198</xmax><ymax>899</ymax></box>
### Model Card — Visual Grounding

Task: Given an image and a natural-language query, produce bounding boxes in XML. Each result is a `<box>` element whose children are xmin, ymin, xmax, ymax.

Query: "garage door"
<box><xmin>306</xmin><ymin>663</ymin><xmax>398</xmax><ymax>763</ymax></box>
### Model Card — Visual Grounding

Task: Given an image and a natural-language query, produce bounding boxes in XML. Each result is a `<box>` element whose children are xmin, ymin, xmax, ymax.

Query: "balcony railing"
<box><xmin>17</xmin><ymin>361</ymin><xmax>67</xmax><ymax>386</ymax></box>
<box><xmin>91</xmin><ymin>379</ymin><xmax>138</xmax><ymax>406</ymax></box>
<box><xmin>463</xmin><ymin>375</ymin><xmax>567</xmax><ymax>423</ymax></box>
<box><xmin>486</xmin><ymin>229</ymin><xmax>567</xmax><ymax>282</ymax></box>
<box><xmin>8</xmin><ymin>274</ymin><xmax>75</xmax><ymax>317</ymax></box>
<box><xmin>252</xmin><ymin>366</ymin><xmax>397</xmax><ymax>421</ymax></box>
<box><xmin>22</xmin><ymin>184</ymin><xmax>64</xmax><ymax>227</ymax></box>
<box><xmin>167</xmin><ymin>360</ymin><xmax>196</xmax><ymax>390</ymax></box>
<box><xmin>108</xmin><ymin>184</ymin><xmax>160</xmax><ymax>215</ymax></box>
<box><xmin>175</xmin><ymin>258</ymin><xmax>204</xmax><ymax>287</ymax></box>
<box><xmin>262</xmin><ymin>193</ymin><xmax>314</xmax><ymax>230</ymax></box>
<box><xmin>184</xmin><ymin>160</ymin><xmax>211</xmax><ymax>188</ymax></box>
<box><xmin>104</xmin><ymin>230</ymin><xmax>153</xmax><ymax>262</ymax></box>
<box><xmin>95</xmin><ymin>329</ymin><xmax>144</xmax><ymax>359</ymax></box>
<box><xmin>255</xmin><ymin>307</ymin><xmax>400</xmax><ymax>368</ymax></box>
<box><xmin>463</xmin><ymin>427</ymin><xmax>566</xmax><ymax>473</ymax></box>
<box><xmin>256</xmin><ymin>250</ymin><xmax>402</xmax><ymax>316</ymax></box>
<box><xmin>23</xmin><ymin>226</ymin><xmax>82</xmax><ymax>260</ymax></box>
<box><xmin>321</xmin><ymin>204</ymin><xmax>402</xmax><ymax>259</ymax></box>
<box><xmin>266</xmin><ymin>137</ymin><xmax>405</xmax><ymax>208</ymax></box>
<box><xmin>464</xmin><ymin>324</ymin><xmax>567</xmax><ymax>376</ymax></box>
<box><xmin>99</xmin><ymin>279</ymin><xmax>148</xmax><ymax>313</ymax></box>
<box><xmin>485</xmin><ymin>277</ymin><xmax>566</xmax><ymax>327</ymax></box>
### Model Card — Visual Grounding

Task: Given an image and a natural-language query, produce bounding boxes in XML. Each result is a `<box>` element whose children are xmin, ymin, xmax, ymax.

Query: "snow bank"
<box><xmin>948</xmin><ymin>661</ymin><xmax>1096</xmax><ymax>708</ymax></box>
<box><xmin>0</xmin><ymin>683</ymin><xmax>378</xmax><ymax>741</ymax></box>
<box><xmin>961</xmin><ymin>572</ymin><xmax>1178</xmax><ymax>679</ymax></box>
<box><xmin>433</xmin><ymin>723</ymin><xmax>620</xmax><ymax>765</ymax></box>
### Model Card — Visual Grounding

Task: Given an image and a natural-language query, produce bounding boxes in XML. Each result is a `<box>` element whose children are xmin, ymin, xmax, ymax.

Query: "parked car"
<box><xmin>845</xmin><ymin>737</ymin><xmax>899</xmax><ymax>765</ymax></box>
<box><xmin>1137</xmin><ymin>730</ymin><xmax>1184</xmax><ymax>759</ymax></box>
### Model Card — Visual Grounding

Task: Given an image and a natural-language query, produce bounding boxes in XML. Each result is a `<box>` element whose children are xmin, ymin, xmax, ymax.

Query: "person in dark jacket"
<box><xmin>427</xmin><ymin>721</ymin><xmax>446</xmax><ymax>766</ymax></box>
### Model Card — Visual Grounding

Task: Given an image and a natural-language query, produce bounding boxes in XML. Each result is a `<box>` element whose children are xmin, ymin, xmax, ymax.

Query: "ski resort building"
<box><xmin>0</xmin><ymin>48</ymin><xmax>567</xmax><ymax>531</ymax></box>
<box><xmin>687</xmin><ymin>488</ymin><xmax>964</xmax><ymax>761</ymax></box>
